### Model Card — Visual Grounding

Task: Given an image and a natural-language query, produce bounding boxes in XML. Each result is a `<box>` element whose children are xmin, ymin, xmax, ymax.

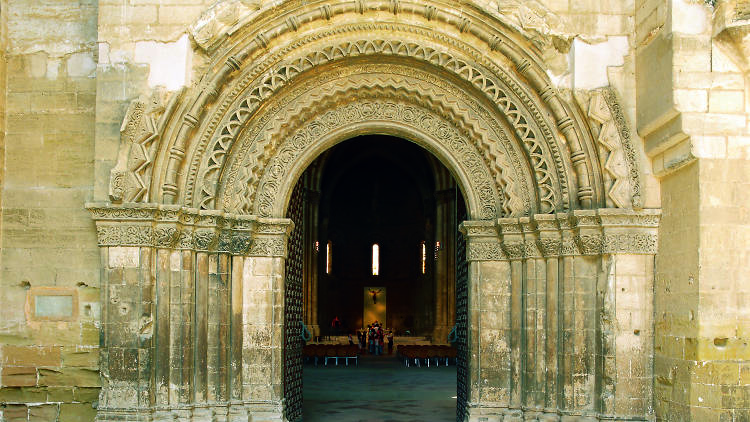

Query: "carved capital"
<box><xmin>466</xmin><ymin>240</ymin><xmax>505</xmax><ymax>261</ymax></box>
<box><xmin>536</xmin><ymin>238</ymin><xmax>562</xmax><ymax>256</ymax></box>
<box><xmin>87</xmin><ymin>203</ymin><xmax>259</xmax><ymax>254</ymax></box>
<box><xmin>248</xmin><ymin>238</ymin><xmax>287</xmax><ymax>258</ymax></box>
<box><xmin>523</xmin><ymin>239</ymin><xmax>542</xmax><ymax>258</ymax></box>
<box><xmin>248</xmin><ymin>218</ymin><xmax>294</xmax><ymax>258</ymax></box>
<box><xmin>561</xmin><ymin>237</ymin><xmax>579</xmax><ymax>256</ymax></box>
<box><xmin>574</xmin><ymin>234</ymin><xmax>603</xmax><ymax>255</ymax></box>
<box><xmin>484</xmin><ymin>209</ymin><xmax>661</xmax><ymax>257</ymax></box>
<box><xmin>460</xmin><ymin>220</ymin><xmax>504</xmax><ymax>261</ymax></box>
<box><xmin>460</xmin><ymin>220</ymin><xmax>497</xmax><ymax>238</ymax></box>
<box><xmin>497</xmin><ymin>241</ymin><xmax>520</xmax><ymax>259</ymax></box>
<box><xmin>154</xmin><ymin>224</ymin><xmax>180</xmax><ymax>248</ymax></box>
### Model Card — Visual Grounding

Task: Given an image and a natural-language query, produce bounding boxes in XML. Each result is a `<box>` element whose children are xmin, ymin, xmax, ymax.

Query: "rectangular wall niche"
<box><xmin>27</xmin><ymin>287</ymin><xmax>78</xmax><ymax>321</ymax></box>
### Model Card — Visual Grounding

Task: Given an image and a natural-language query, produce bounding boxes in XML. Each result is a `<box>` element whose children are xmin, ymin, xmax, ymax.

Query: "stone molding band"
<box><xmin>461</xmin><ymin>209</ymin><xmax>661</xmax><ymax>260</ymax></box>
<box><xmin>467</xmin><ymin>405</ymin><xmax>651</xmax><ymax>422</ymax></box>
<box><xmin>89</xmin><ymin>204</ymin><xmax>658</xmax><ymax>259</ymax></box>
<box><xmin>96</xmin><ymin>400</ymin><xmax>284</xmax><ymax>422</ymax></box>
<box><xmin>86</xmin><ymin>203</ymin><xmax>293</xmax><ymax>257</ymax></box>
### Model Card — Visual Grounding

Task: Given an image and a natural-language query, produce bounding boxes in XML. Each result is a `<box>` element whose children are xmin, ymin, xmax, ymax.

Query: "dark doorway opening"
<box><xmin>283</xmin><ymin>135</ymin><xmax>468</xmax><ymax>421</ymax></box>
<box><xmin>318</xmin><ymin>136</ymin><xmax>440</xmax><ymax>337</ymax></box>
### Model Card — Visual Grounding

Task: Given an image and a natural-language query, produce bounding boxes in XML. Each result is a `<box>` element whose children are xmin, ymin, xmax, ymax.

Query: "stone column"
<box><xmin>239</xmin><ymin>219</ymin><xmax>293</xmax><ymax>421</ymax></box>
<box><xmin>433</xmin><ymin>188</ymin><xmax>456</xmax><ymax>343</ymax></box>
<box><xmin>461</xmin><ymin>220</ymin><xmax>512</xmax><ymax>421</ymax></box>
<box><xmin>596</xmin><ymin>209</ymin><xmax>659</xmax><ymax>418</ymax></box>
<box><xmin>303</xmin><ymin>189</ymin><xmax>320</xmax><ymax>340</ymax></box>
<box><xmin>519</xmin><ymin>217</ymin><xmax>546</xmax><ymax>411</ymax></box>
<box><xmin>535</xmin><ymin>214</ymin><xmax>563</xmax><ymax>413</ymax></box>
<box><xmin>457</xmin><ymin>210</ymin><xmax>658</xmax><ymax>422</ymax></box>
<box><xmin>89</xmin><ymin>204</ymin><xmax>287</xmax><ymax>422</ymax></box>
<box><xmin>497</xmin><ymin>218</ymin><xmax>524</xmax><ymax>416</ymax></box>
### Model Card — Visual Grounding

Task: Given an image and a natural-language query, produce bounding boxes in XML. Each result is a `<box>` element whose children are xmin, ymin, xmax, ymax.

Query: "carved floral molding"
<box><xmin>89</xmin><ymin>204</ymin><xmax>658</xmax><ymax>259</ymax></box>
<box><xmin>86</xmin><ymin>203</ymin><xmax>293</xmax><ymax>257</ymax></box>
<box><xmin>462</xmin><ymin>209</ymin><xmax>660</xmax><ymax>260</ymax></box>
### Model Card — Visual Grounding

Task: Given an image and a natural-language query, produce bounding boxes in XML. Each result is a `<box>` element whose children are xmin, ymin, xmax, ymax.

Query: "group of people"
<box><xmin>353</xmin><ymin>321</ymin><xmax>394</xmax><ymax>355</ymax></box>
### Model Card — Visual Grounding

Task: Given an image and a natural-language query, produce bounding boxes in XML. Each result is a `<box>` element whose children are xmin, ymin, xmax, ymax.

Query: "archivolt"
<box><xmin>201</xmin><ymin>63</ymin><xmax>534</xmax><ymax>218</ymax></box>
<box><xmin>109</xmin><ymin>0</ymin><xmax>642</xmax><ymax>219</ymax></box>
<box><xmin>214</xmin><ymin>76</ymin><xmax>517</xmax><ymax>219</ymax></box>
<box><xmin>163</xmin><ymin>5</ymin><xmax>586</xmax><ymax>212</ymax></box>
<box><xmin>246</xmin><ymin>96</ymin><xmax>501</xmax><ymax>220</ymax></box>
<box><xmin>187</xmin><ymin>34</ymin><xmax>563</xmax><ymax>216</ymax></box>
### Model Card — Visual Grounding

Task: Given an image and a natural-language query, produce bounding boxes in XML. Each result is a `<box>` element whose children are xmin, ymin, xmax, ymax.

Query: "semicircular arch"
<box><xmin>161</xmin><ymin>5</ymin><xmax>586</xmax><ymax>213</ymax></box>
<box><xmin>215</xmin><ymin>76</ymin><xmax>507</xmax><ymax>220</ymax></box>
<box><xmin>109</xmin><ymin>0</ymin><xmax>644</xmax><ymax>218</ymax></box>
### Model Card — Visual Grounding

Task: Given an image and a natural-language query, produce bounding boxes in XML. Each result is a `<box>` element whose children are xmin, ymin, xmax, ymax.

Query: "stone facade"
<box><xmin>0</xmin><ymin>0</ymin><xmax>747</xmax><ymax>421</ymax></box>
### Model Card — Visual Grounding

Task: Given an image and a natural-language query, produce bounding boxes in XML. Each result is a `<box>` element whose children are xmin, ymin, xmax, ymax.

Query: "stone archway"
<box><xmin>89</xmin><ymin>1</ymin><xmax>659</xmax><ymax>421</ymax></box>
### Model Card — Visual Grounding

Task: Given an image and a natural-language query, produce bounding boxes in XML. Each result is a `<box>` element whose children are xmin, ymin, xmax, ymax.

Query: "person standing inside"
<box><xmin>367</xmin><ymin>325</ymin><xmax>374</xmax><ymax>354</ymax></box>
<box><xmin>379</xmin><ymin>326</ymin><xmax>385</xmax><ymax>355</ymax></box>
<box><xmin>375</xmin><ymin>324</ymin><xmax>384</xmax><ymax>356</ymax></box>
<box><xmin>372</xmin><ymin>324</ymin><xmax>380</xmax><ymax>356</ymax></box>
<box><xmin>387</xmin><ymin>330</ymin><xmax>394</xmax><ymax>355</ymax></box>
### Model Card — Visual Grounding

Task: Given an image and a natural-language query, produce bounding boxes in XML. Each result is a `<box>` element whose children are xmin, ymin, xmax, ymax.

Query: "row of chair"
<box><xmin>396</xmin><ymin>345</ymin><xmax>457</xmax><ymax>367</ymax></box>
<box><xmin>303</xmin><ymin>344</ymin><xmax>359</xmax><ymax>366</ymax></box>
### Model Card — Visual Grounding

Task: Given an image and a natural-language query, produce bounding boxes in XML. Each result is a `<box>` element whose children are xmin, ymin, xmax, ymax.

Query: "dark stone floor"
<box><xmin>302</xmin><ymin>353</ymin><xmax>457</xmax><ymax>421</ymax></box>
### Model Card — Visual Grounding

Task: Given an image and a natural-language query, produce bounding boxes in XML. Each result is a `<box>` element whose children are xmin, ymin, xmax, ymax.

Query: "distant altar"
<box><xmin>363</xmin><ymin>286</ymin><xmax>386</xmax><ymax>328</ymax></box>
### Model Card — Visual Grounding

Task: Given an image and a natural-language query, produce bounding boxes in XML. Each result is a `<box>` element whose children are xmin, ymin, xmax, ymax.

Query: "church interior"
<box><xmin>296</xmin><ymin>135</ymin><xmax>464</xmax><ymax>340</ymax></box>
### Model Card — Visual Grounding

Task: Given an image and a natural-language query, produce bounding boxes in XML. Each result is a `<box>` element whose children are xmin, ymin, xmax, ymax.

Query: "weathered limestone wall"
<box><xmin>95</xmin><ymin>0</ymin><xmax>205</xmax><ymax>201</ymax></box>
<box><xmin>653</xmin><ymin>162</ymin><xmax>700</xmax><ymax>419</ymax></box>
<box><xmin>636</xmin><ymin>0</ymin><xmax>750</xmax><ymax>420</ymax></box>
<box><xmin>655</xmin><ymin>158</ymin><xmax>750</xmax><ymax>421</ymax></box>
<box><xmin>0</xmin><ymin>0</ymin><xmax>7</xmax><ymax>281</ymax></box>
<box><xmin>693</xmin><ymin>158</ymin><xmax>750</xmax><ymax>420</ymax></box>
<box><xmin>0</xmin><ymin>0</ymin><xmax>101</xmax><ymax>421</ymax></box>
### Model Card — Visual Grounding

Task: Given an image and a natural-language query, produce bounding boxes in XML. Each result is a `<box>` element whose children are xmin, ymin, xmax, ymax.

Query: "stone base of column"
<box><xmin>464</xmin><ymin>405</ymin><xmax>520</xmax><ymax>422</ymax></box>
<box><xmin>96</xmin><ymin>402</ymin><xmax>284</xmax><ymax>422</ymax></box>
<box><xmin>96</xmin><ymin>408</ymin><xmax>152</xmax><ymax>422</ymax></box>
<box><xmin>239</xmin><ymin>401</ymin><xmax>284</xmax><ymax>422</ymax></box>
<box><xmin>97</xmin><ymin>407</ymin><xmax>227</xmax><ymax>422</ymax></box>
<box><xmin>464</xmin><ymin>406</ymin><xmax>648</xmax><ymax>422</ymax></box>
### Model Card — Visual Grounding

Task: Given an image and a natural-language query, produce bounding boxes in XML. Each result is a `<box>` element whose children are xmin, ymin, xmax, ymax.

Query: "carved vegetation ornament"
<box><xmin>463</xmin><ymin>210</ymin><xmax>660</xmax><ymax>261</ymax></box>
<box><xmin>87</xmin><ymin>204</ymin><xmax>292</xmax><ymax>257</ymax></box>
<box><xmin>107</xmin><ymin>0</ymin><xmax>644</xmax><ymax>223</ymax></box>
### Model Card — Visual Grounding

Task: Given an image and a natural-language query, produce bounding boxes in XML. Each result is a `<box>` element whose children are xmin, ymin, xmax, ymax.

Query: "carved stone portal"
<box><xmin>91</xmin><ymin>1</ymin><xmax>658</xmax><ymax>421</ymax></box>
